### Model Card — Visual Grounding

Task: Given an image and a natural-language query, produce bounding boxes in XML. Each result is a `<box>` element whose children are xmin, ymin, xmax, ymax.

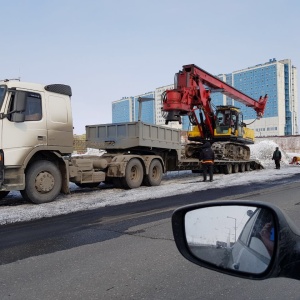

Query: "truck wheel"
<box><xmin>223</xmin><ymin>164</ymin><xmax>232</xmax><ymax>174</ymax></box>
<box><xmin>21</xmin><ymin>160</ymin><xmax>62</xmax><ymax>204</ymax></box>
<box><xmin>0</xmin><ymin>191</ymin><xmax>9</xmax><ymax>200</ymax></box>
<box><xmin>121</xmin><ymin>158</ymin><xmax>144</xmax><ymax>189</ymax></box>
<box><xmin>239</xmin><ymin>163</ymin><xmax>246</xmax><ymax>172</ymax></box>
<box><xmin>75</xmin><ymin>182</ymin><xmax>100</xmax><ymax>188</ymax></box>
<box><xmin>245</xmin><ymin>163</ymin><xmax>251</xmax><ymax>171</ymax></box>
<box><xmin>233</xmin><ymin>164</ymin><xmax>239</xmax><ymax>173</ymax></box>
<box><xmin>143</xmin><ymin>159</ymin><xmax>163</xmax><ymax>186</ymax></box>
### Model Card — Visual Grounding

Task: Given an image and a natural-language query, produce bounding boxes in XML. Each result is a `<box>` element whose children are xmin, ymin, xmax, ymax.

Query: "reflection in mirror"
<box><xmin>185</xmin><ymin>205</ymin><xmax>275</xmax><ymax>274</ymax></box>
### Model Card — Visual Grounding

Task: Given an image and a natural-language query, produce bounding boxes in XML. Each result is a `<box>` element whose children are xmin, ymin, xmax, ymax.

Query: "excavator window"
<box><xmin>216</xmin><ymin>111</ymin><xmax>230</xmax><ymax>134</ymax></box>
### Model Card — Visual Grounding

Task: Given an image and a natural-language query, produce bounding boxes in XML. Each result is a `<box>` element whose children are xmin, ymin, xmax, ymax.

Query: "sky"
<box><xmin>1</xmin><ymin>0</ymin><xmax>299</xmax><ymax>134</ymax></box>
<box><xmin>0</xmin><ymin>139</ymin><xmax>300</xmax><ymax>225</ymax></box>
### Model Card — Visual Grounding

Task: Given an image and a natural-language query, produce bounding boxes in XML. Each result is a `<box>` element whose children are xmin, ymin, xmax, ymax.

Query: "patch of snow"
<box><xmin>72</xmin><ymin>148</ymin><xmax>106</xmax><ymax>157</ymax></box>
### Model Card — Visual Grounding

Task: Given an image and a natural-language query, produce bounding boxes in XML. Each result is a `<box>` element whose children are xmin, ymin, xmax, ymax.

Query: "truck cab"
<box><xmin>0</xmin><ymin>81</ymin><xmax>73</xmax><ymax>201</ymax></box>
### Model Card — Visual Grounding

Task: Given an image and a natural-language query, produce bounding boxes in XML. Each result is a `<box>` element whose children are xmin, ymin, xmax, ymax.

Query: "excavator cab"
<box><xmin>188</xmin><ymin>106</ymin><xmax>255</xmax><ymax>144</ymax></box>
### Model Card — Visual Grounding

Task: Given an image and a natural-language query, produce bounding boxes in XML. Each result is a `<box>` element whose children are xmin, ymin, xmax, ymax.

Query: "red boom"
<box><xmin>162</xmin><ymin>64</ymin><xmax>268</xmax><ymax>126</ymax></box>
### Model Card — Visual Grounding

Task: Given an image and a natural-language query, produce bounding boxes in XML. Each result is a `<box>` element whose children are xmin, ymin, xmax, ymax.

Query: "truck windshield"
<box><xmin>0</xmin><ymin>85</ymin><xmax>6</xmax><ymax>110</ymax></box>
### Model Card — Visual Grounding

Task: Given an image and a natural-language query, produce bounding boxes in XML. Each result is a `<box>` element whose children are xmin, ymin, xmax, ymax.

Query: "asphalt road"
<box><xmin>1</xmin><ymin>174</ymin><xmax>300</xmax><ymax>300</ymax></box>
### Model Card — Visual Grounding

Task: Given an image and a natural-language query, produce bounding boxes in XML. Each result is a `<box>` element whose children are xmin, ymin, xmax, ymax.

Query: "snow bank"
<box><xmin>250</xmin><ymin>140</ymin><xmax>291</xmax><ymax>168</ymax></box>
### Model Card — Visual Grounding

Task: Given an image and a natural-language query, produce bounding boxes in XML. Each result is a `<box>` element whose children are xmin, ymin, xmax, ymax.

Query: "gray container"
<box><xmin>86</xmin><ymin>121</ymin><xmax>182</xmax><ymax>150</ymax></box>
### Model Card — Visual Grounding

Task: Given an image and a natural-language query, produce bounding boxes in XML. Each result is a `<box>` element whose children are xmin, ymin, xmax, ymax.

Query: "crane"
<box><xmin>161</xmin><ymin>64</ymin><xmax>268</xmax><ymax>160</ymax></box>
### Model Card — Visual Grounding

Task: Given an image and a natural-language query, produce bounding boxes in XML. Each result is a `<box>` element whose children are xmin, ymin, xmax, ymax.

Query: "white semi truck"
<box><xmin>0</xmin><ymin>80</ymin><xmax>262</xmax><ymax>204</ymax></box>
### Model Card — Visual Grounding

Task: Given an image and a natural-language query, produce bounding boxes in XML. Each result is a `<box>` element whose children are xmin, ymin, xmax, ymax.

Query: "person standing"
<box><xmin>199</xmin><ymin>142</ymin><xmax>215</xmax><ymax>182</ymax></box>
<box><xmin>272</xmin><ymin>147</ymin><xmax>282</xmax><ymax>169</ymax></box>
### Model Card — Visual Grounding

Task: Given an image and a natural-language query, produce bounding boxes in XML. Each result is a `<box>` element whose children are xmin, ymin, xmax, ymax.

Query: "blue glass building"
<box><xmin>134</xmin><ymin>92</ymin><xmax>155</xmax><ymax>124</ymax></box>
<box><xmin>211</xmin><ymin>59</ymin><xmax>298</xmax><ymax>136</ymax></box>
<box><xmin>112</xmin><ymin>97</ymin><xmax>134</xmax><ymax>123</ymax></box>
<box><xmin>112</xmin><ymin>92</ymin><xmax>155</xmax><ymax>124</ymax></box>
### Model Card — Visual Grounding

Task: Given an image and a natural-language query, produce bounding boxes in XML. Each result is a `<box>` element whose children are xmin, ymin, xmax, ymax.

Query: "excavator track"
<box><xmin>183</xmin><ymin>141</ymin><xmax>264</xmax><ymax>174</ymax></box>
<box><xmin>212</xmin><ymin>141</ymin><xmax>250</xmax><ymax>161</ymax></box>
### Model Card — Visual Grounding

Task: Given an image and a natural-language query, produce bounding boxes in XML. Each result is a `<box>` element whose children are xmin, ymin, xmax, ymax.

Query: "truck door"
<box><xmin>2</xmin><ymin>90</ymin><xmax>47</xmax><ymax>166</ymax></box>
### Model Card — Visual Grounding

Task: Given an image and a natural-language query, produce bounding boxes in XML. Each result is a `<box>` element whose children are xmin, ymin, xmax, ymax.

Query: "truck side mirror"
<box><xmin>14</xmin><ymin>91</ymin><xmax>27</xmax><ymax>112</ymax></box>
<box><xmin>172</xmin><ymin>200</ymin><xmax>300</xmax><ymax>281</ymax></box>
<box><xmin>8</xmin><ymin>91</ymin><xmax>27</xmax><ymax>122</ymax></box>
<box><xmin>11</xmin><ymin>112</ymin><xmax>25</xmax><ymax>123</ymax></box>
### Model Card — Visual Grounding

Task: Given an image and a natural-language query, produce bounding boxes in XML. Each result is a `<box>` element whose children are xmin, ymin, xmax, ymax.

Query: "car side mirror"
<box><xmin>172</xmin><ymin>200</ymin><xmax>300</xmax><ymax>280</ymax></box>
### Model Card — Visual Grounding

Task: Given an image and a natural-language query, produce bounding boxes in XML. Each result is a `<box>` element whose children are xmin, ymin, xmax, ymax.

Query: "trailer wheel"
<box><xmin>233</xmin><ymin>164</ymin><xmax>239</xmax><ymax>173</ymax></box>
<box><xmin>245</xmin><ymin>163</ymin><xmax>251</xmax><ymax>171</ymax></box>
<box><xmin>223</xmin><ymin>164</ymin><xmax>232</xmax><ymax>174</ymax></box>
<box><xmin>121</xmin><ymin>158</ymin><xmax>144</xmax><ymax>189</ymax></box>
<box><xmin>0</xmin><ymin>191</ymin><xmax>9</xmax><ymax>200</ymax></box>
<box><xmin>239</xmin><ymin>163</ymin><xmax>246</xmax><ymax>172</ymax></box>
<box><xmin>21</xmin><ymin>160</ymin><xmax>62</xmax><ymax>204</ymax></box>
<box><xmin>143</xmin><ymin>159</ymin><xmax>163</xmax><ymax>186</ymax></box>
<box><xmin>75</xmin><ymin>182</ymin><xmax>100</xmax><ymax>188</ymax></box>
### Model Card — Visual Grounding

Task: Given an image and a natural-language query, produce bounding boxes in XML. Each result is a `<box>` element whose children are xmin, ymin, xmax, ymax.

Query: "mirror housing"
<box><xmin>172</xmin><ymin>200</ymin><xmax>300</xmax><ymax>280</ymax></box>
<box><xmin>5</xmin><ymin>90</ymin><xmax>27</xmax><ymax>122</ymax></box>
<box><xmin>11</xmin><ymin>112</ymin><xmax>25</xmax><ymax>122</ymax></box>
<box><xmin>14</xmin><ymin>91</ymin><xmax>27</xmax><ymax>112</ymax></box>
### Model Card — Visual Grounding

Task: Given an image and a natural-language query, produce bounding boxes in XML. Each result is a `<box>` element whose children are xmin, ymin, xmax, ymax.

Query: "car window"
<box><xmin>238</xmin><ymin>209</ymin><xmax>260</xmax><ymax>245</ymax></box>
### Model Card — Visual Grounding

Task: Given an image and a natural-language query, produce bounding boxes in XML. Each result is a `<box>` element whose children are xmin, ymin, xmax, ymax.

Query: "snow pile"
<box><xmin>250</xmin><ymin>140</ymin><xmax>291</xmax><ymax>168</ymax></box>
<box><xmin>72</xmin><ymin>148</ymin><xmax>106</xmax><ymax>157</ymax></box>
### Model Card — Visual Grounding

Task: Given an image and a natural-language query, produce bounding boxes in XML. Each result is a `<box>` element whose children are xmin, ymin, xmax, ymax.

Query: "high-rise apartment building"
<box><xmin>112</xmin><ymin>92</ymin><xmax>155</xmax><ymax>124</ymax></box>
<box><xmin>112</xmin><ymin>85</ymin><xmax>180</xmax><ymax>128</ymax></box>
<box><xmin>134</xmin><ymin>91</ymin><xmax>155</xmax><ymax>123</ymax></box>
<box><xmin>112</xmin><ymin>97</ymin><xmax>134</xmax><ymax>123</ymax></box>
<box><xmin>213</xmin><ymin>59</ymin><xmax>298</xmax><ymax>136</ymax></box>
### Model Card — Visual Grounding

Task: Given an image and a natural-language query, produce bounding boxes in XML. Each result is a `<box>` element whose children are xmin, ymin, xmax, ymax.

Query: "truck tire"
<box><xmin>143</xmin><ymin>159</ymin><xmax>163</xmax><ymax>186</ymax></box>
<box><xmin>75</xmin><ymin>182</ymin><xmax>100</xmax><ymax>188</ymax></box>
<box><xmin>245</xmin><ymin>163</ymin><xmax>251</xmax><ymax>171</ymax></box>
<box><xmin>121</xmin><ymin>158</ymin><xmax>144</xmax><ymax>189</ymax></box>
<box><xmin>233</xmin><ymin>164</ymin><xmax>239</xmax><ymax>173</ymax></box>
<box><xmin>239</xmin><ymin>163</ymin><xmax>246</xmax><ymax>172</ymax></box>
<box><xmin>223</xmin><ymin>164</ymin><xmax>232</xmax><ymax>174</ymax></box>
<box><xmin>0</xmin><ymin>191</ymin><xmax>9</xmax><ymax>200</ymax></box>
<box><xmin>21</xmin><ymin>160</ymin><xmax>62</xmax><ymax>204</ymax></box>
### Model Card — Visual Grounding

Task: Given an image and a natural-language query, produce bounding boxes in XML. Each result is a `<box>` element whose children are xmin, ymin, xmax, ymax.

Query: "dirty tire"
<box><xmin>0</xmin><ymin>191</ymin><xmax>9</xmax><ymax>200</ymax></box>
<box><xmin>75</xmin><ymin>182</ymin><xmax>100</xmax><ymax>188</ymax></box>
<box><xmin>121</xmin><ymin>158</ymin><xmax>144</xmax><ymax>189</ymax></box>
<box><xmin>233</xmin><ymin>164</ymin><xmax>239</xmax><ymax>173</ymax></box>
<box><xmin>143</xmin><ymin>159</ymin><xmax>163</xmax><ymax>186</ymax></box>
<box><xmin>223</xmin><ymin>164</ymin><xmax>232</xmax><ymax>174</ymax></box>
<box><xmin>239</xmin><ymin>163</ymin><xmax>246</xmax><ymax>172</ymax></box>
<box><xmin>20</xmin><ymin>160</ymin><xmax>62</xmax><ymax>204</ymax></box>
<box><xmin>245</xmin><ymin>163</ymin><xmax>251</xmax><ymax>171</ymax></box>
